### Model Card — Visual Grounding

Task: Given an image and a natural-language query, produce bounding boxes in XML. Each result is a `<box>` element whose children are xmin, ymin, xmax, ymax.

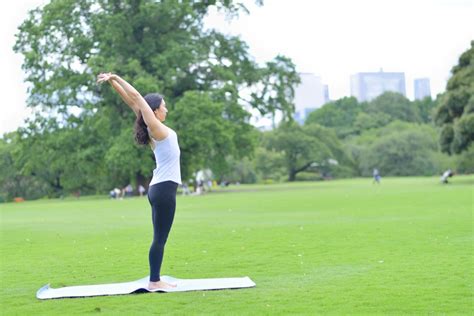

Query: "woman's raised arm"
<box><xmin>97</xmin><ymin>73</ymin><xmax>139</xmax><ymax>116</ymax></box>
<box><xmin>97</xmin><ymin>73</ymin><xmax>168</xmax><ymax>141</ymax></box>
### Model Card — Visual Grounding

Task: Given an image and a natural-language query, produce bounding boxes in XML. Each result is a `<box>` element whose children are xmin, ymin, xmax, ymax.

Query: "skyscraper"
<box><xmin>323</xmin><ymin>84</ymin><xmax>330</xmax><ymax>104</ymax></box>
<box><xmin>350</xmin><ymin>70</ymin><xmax>406</xmax><ymax>102</ymax></box>
<box><xmin>293</xmin><ymin>73</ymin><xmax>326</xmax><ymax>124</ymax></box>
<box><xmin>414</xmin><ymin>78</ymin><xmax>431</xmax><ymax>100</ymax></box>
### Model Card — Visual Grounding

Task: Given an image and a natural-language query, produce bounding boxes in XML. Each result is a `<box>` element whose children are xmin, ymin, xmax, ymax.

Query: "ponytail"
<box><xmin>134</xmin><ymin>93</ymin><xmax>163</xmax><ymax>145</ymax></box>
<box><xmin>134</xmin><ymin>111</ymin><xmax>150</xmax><ymax>145</ymax></box>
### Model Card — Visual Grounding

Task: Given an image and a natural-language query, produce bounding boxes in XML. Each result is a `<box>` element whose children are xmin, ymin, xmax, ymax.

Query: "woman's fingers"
<box><xmin>96</xmin><ymin>73</ymin><xmax>111</xmax><ymax>84</ymax></box>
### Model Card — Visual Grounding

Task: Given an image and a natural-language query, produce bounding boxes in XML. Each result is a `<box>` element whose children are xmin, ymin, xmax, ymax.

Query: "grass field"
<box><xmin>1</xmin><ymin>177</ymin><xmax>473</xmax><ymax>315</ymax></box>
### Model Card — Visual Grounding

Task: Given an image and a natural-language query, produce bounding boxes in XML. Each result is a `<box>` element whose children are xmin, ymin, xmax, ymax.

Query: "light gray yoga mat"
<box><xmin>36</xmin><ymin>275</ymin><xmax>256</xmax><ymax>299</ymax></box>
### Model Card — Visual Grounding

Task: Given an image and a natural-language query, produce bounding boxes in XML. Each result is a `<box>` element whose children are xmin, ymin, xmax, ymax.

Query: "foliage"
<box><xmin>0</xmin><ymin>135</ymin><xmax>50</xmax><ymax>201</ymax></box>
<box><xmin>221</xmin><ymin>156</ymin><xmax>258</xmax><ymax>184</ymax></box>
<box><xmin>12</xmin><ymin>119</ymin><xmax>109</xmax><ymax>197</ymax></box>
<box><xmin>305</xmin><ymin>97</ymin><xmax>362</xmax><ymax>138</ymax></box>
<box><xmin>103</xmin><ymin>126</ymin><xmax>155</xmax><ymax>186</ymax></box>
<box><xmin>456</xmin><ymin>143</ymin><xmax>474</xmax><ymax>174</ymax></box>
<box><xmin>263</xmin><ymin>121</ymin><xmax>352</xmax><ymax>181</ymax></box>
<box><xmin>352</xmin><ymin>110</ymin><xmax>391</xmax><ymax>133</ymax></box>
<box><xmin>412</xmin><ymin>96</ymin><xmax>438</xmax><ymax>123</ymax></box>
<box><xmin>249</xmin><ymin>55</ymin><xmax>301</xmax><ymax>120</ymax></box>
<box><xmin>348</xmin><ymin>121</ymin><xmax>449</xmax><ymax>176</ymax></box>
<box><xmin>435</xmin><ymin>41</ymin><xmax>474</xmax><ymax>154</ymax></box>
<box><xmin>171</xmin><ymin>91</ymin><xmax>258</xmax><ymax>180</ymax></box>
<box><xmin>306</xmin><ymin>92</ymin><xmax>437</xmax><ymax>139</ymax></box>
<box><xmin>254</xmin><ymin>147</ymin><xmax>286</xmax><ymax>182</ymax></box>
<box><xmin>366</xmin><ymin>92</ymin><xmax>421</xmax><ymax>123</ymax></box>
<box><xmin>304</xmin><ymin>88</ymin><xmax>449</xmax><ymax>177</ymax></box>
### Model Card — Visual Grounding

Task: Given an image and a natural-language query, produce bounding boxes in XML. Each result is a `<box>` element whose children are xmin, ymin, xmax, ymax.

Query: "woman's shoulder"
<box><xmin>163</xmin><ymin>125</ymin><xmax>177</xmax><ymax>136</ymax></box>
<box><xmin>150</xmin><ymin>126</ymin><xmax>176</xmax><ymax>144</ymax></box>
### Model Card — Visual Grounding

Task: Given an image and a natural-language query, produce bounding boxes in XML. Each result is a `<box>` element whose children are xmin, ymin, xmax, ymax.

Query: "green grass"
<box><xmin>1</xmin><ymin>177</ymin><xmax>473</xmax><ymax>315</ymax></box>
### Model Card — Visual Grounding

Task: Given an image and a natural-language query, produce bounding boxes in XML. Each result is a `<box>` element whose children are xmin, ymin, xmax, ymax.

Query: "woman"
<box><xmin>97</xmin><ymin>73</ymin><xmax>181</xmax><ymax>290</ymax></box>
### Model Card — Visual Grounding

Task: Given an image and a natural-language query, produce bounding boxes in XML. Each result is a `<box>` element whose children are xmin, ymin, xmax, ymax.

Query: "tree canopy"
<box><xmin>262</xmin><ymin>121</ymin><xmax>351</xmax><ymax>181</ymax></box>
<box><xmin>348</xmin><ymin>121</ymin><xmax>442</xmax><ymax>176</ymax></box>
<box><xmin>435</xmin><ymin>41</ymin><xmax>474</xmax><ymax>154</ymax></box>
<box><xmin>305</xmin><ymin>92</ymin><xmax>437</xmax><ymax>140</ymax></box>
<box><xmin>304</xmin><ymin>97</ymin><xmax>361</xmax><ymax>138</ymax></box>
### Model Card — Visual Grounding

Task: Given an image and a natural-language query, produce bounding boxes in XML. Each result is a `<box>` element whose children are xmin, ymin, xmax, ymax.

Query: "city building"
<box><xmin>293</xmin><ymin>73</ymin><xmax>326</xmax><ymax>124</ymax></box>
<box><xmin>414</xmin><ymin>78</ymin><xmax>431</xmax><ymax>100</ymax></box>
<box><xmin>323</xmin><ymin>84</ymin><xmax>330</xmax><ymax>104</ymax></box>
<box><xmin>350</xmin><ymin>70</ymin><xmax>406</xmax><ymax>102</ymax></box>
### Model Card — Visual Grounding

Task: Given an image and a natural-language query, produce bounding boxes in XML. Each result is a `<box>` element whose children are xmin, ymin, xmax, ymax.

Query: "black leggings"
<box><xmin>147</xmin><ymin>181</ymin><xmax>178</xmax><ymax>282</ymax></box>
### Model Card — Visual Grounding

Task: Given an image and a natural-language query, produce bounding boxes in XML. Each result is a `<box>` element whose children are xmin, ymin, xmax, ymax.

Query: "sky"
<box><xmin>1</xmin><ymin>0</ymin><xmax>473</xmax><ymax>135</ymax></box>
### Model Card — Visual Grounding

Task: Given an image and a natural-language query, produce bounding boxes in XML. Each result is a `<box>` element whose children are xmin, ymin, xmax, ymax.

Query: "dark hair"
<box><xmin>134</xmin><ymin>93</ymin><xmax>163</xmax><ymax>145</ymax></box>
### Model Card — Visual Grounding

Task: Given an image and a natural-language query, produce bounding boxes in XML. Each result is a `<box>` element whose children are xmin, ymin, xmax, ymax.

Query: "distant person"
<box><xmin>195</xmin><ymin>181</ymin><xmax>203</xmax><ymax>195</ymax></box>
<box><xmin>138</xmin><ymin>184</ymin><xmax>146</xmax><ymax>197</ymax></box>
<box><xmin>98</xmin><ymin>72</ymin><xmax>181</xmax><ymax>290</ymax></box>
<box><xmin>440</xmin><ymin>169</ymin><xmax>454</xmax><ymax>184</ymax></box>
<box><xmin>220</xmin><ymin>180</ymin><xmax>230</xmax><ymax>187</ymax></box>
<box><xmin>109</xmin><ymin>187</ymin><xmax>121</xmax><ymax>199</ymax></box>
<box><xmin>181</xmin><ymin>182</ymin><xmax>191</xmax><ymax>196</ymax></box>
<box><xmin>192</xmin><ymin>179</ymin><xmax>198</xmax><ymax>193</ymax></box>
<box><xmin>373</xmin><ymin>168</ymin><xmax>381</xmax><ymax>184</ymax></box>
<box><xmin>206</xmin><ymin>180</ymin><xmax>213</xmax><ymax>192</ymax></box>
<box><xmin>124</xmin><ymin>184</ymin><xmax>134</xmax><ymax>197</ymax></box>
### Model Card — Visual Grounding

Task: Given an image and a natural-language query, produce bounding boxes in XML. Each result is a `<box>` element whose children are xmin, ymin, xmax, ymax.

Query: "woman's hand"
<box><xmin>96</xmin><ymin>72</ymin><xmax>140</xmax><ymax>117</ymax></box>
<box><xmin>96</xmin><ymin>72</ymin><xmax>115</xmax><ymax>84</ymax></box>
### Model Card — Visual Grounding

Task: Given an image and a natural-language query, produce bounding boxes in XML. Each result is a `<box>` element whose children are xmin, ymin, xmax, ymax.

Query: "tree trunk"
<box><xmin>288</xmin><ymin>169</ymin><xmax>296</xmax><ymax>181</ymax></box>
<box><xmin>288</xmin><ymin>162</ymin><xmax>314</xmax><ymax>182</ymax></box>
<box><xmin>135</xmin><ymin>172</ymin><xmax>151</xmax><ymax>193</ymax></box>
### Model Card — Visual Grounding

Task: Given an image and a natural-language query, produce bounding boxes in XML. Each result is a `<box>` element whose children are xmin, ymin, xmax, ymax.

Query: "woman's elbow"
<box><xmin>129</xmin><ymin>91</ymin><xmax>141</xmax><ymax>100</ymax></box>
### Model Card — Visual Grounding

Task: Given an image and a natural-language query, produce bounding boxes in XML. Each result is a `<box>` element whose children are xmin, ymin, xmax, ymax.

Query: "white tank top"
<box><xmin>149</xmin><ymin>127</ymin><xmax>182</xmax><ymax>186</ymax></box>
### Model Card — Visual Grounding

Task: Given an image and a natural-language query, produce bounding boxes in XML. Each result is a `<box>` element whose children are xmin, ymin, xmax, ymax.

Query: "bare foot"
<box><xmin>148</xmin><ymin>280</ymin><xmax>177</xmax><ymax>290</ymax></box>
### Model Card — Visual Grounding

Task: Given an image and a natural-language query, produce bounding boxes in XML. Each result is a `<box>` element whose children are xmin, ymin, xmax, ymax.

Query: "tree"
<box><xmin>249</xmin><ymin>55</ymin><xmax>301</xmax><ymax>124</ymax></box>
<box><xmin>306</xmin><ymin>92</ymin><xmax>430</xmax><ymax>138</ymax></box>
<box><xmin>254</xmin><ymin>146</ymin><xmax>286</xmax><ymax>182</ymax></box>
<box><xmin>103</xmin><ymin>125</ymin><xmax>155</xmax><ymax>188</ymax></box>
<box><xmin>351</xmin><ymin>121</ymin><xmax>444</xmax><ymax>176</ymax></box>
<box><xmin>222</xmin><ymin>156</ymin><xmax>258</xmax><ymax>184</ymax></box>
<box><xmin>170</xmin><ymin>91</ymin><xmax>258</xmax><ymax>181</ymax></box>
<box><xmin>366</xmin><ymin>92</ymin><xmax>421</xmax><ymax>123</ymax></box>
<box><xmin>264</xmin><ymin>121</ymin><xmax>351</xmax><ymax>181</ymax></box>
<box><xmin>412</xmin><ymin>96</ymin><xmax>438</xmax><ymax>124</ymax></box>
<box><xmin>305</xmin><ymin>97</ymin><xmax>361</xmax><ymax>138</ymax></box>
<box><xmin>14</xmin><ymin>0</ymin><xmax>298</xmax><ymax>123</ymax></box>
<box><xmin>456</xmin><ymin>144</ymin><xmax>474</xmax><ymax>174</ymax></box>
<box><xmin>12</xmin><ymin>118</ymin><xmax>109</xmax><ymax>197</ymax></box>
<box><xmin>0</xmin><ymin>134</ymin><xmax>50</xmax><ymax>201</ymax></box>
<box><xmin>352</xmin><ymin>111</ymin><xmax>391</xmax><ymax>134</ymax></box>
<box><xmin>13</xmin><ymin>0</ymin><xmax>299</xmax><ymax>196</ymax></box>
<box><xmin>435</xmin><ymin>41</ymin><xmax>474</xmax><ymax>154</ymax></box>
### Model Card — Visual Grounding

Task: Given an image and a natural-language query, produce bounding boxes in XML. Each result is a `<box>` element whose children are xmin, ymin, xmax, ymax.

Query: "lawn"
<box><xmin>1</xmin><ymin>176</ymin><xmax>472</xmax><ymax>315</ymax></box>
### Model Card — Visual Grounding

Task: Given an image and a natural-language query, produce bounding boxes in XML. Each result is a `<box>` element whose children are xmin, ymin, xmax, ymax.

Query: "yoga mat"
<box><xmin>36</xmin><ymin>275</ymin><xmax>256</xmax><ymax>299</ymax></box>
